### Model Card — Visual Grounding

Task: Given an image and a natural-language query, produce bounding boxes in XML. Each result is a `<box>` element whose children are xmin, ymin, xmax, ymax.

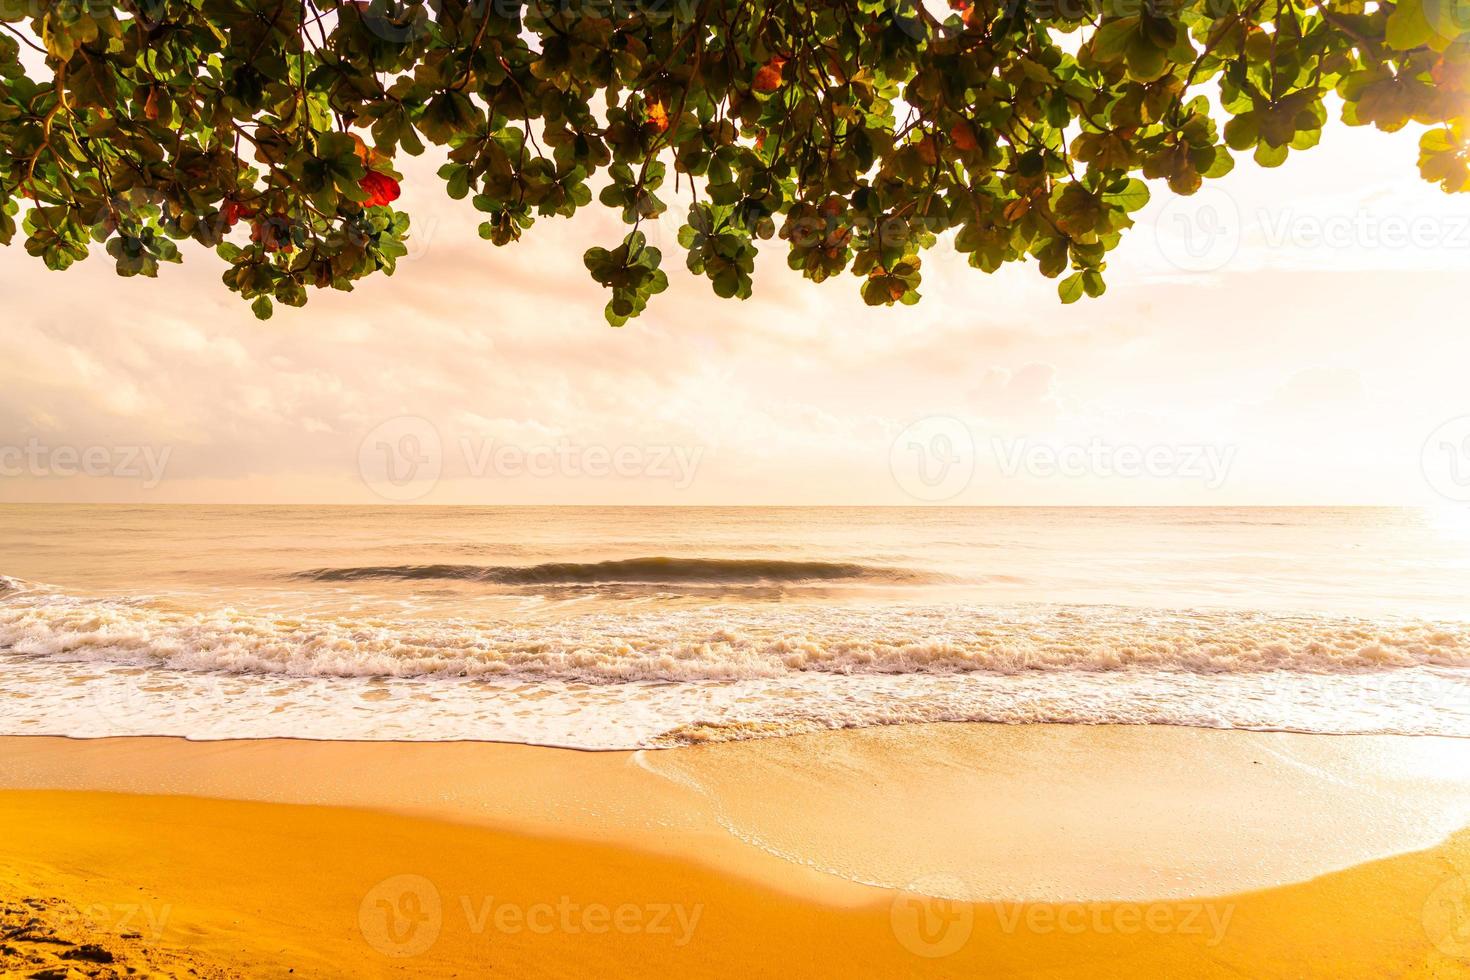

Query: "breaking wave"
<box><xmin>294</xmin><ymin>556</ymin><xmax>951</xmax><ymax>587</ymax></box>
<box><xmin>5</xmin><ymin>578</ymin><xmax>1470</xmax><ymax>745</ymax></box>
<box><xmin>3</xmin><ymin>590</ymin><xmax>1468</xmax><ymax>683</ymax></box>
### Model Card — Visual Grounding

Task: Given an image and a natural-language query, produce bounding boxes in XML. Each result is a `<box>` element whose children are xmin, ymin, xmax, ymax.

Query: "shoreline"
<box><xmin>4</xmin><ymin>724</ymin><xmax>1469</xmax><ymax>901</ymax></box>
<box><xmin>2</xmin><ymin>725</ymin><xmax>1469</xmax><ymax>976</ymax></box>
<box><xmin>16</xmin><ymin>717</ymin><xmax>1470</xmax><ymax>746</ymax></box>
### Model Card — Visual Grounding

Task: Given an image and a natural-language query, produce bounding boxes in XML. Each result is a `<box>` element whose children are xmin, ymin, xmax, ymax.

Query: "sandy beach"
<box><xmin>2</xmin><ymin>724</ymin><xmax>1468</xmax><ymax>978</ymax></box>
<box><xmin>7</xmin><ymin>0</ymin><xmax>1470</xmax><ymax>964</ymax></box>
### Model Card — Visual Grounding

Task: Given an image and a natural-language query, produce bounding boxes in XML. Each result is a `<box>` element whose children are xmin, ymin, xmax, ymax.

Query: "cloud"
<box><xmin>1261</xmin><ymin>367</ymin><xmax>1368</xmax><ymax>417</ymax></box>
<box><xmin>971</xmin><ymin>363</ymin><xmax>1060</xmax><ymax>422</ymax></box>
<box><xmin>3</xmin><ymin>122</ymin><xmax>1470</xmax><ymax>504</ymax></box>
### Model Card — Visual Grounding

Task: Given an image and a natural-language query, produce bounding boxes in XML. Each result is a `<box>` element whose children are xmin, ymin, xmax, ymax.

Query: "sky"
<box><xmin>3</xmin><ymin>112</ymin><xmax>1470</xmax><ymax>507</ymax></box>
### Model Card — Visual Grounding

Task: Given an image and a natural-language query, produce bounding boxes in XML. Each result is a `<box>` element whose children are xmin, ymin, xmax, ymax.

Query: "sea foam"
<box><xmin>2</xmin><ymin>590</ymin><xmax>1468</xmax><ymax>682</ymax></box>
<box><xmin>5</xmin><ymin>581</ymin><xmax>1469</xmax><ymax>746</ymax></box>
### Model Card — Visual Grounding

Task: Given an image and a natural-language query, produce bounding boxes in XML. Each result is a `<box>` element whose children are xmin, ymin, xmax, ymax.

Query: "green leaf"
<box><xmin>1254</xmin><ymin>142</ymin><xmax>1290</xmax><ymax>168</ymax></box>
<box><xmin>1081</xmin><ymin>269</ymin><xmax>1106</xmax><ymax>298</ymax></box>
<box><xmin>1058</xmin><ymin>272</ymin><xmax>1085</xmax><ymax>304</ymax></box>
<box><xmin>0</xmin><ymin>0</ymin><xmax>1464</xmax><ymax>323</ymax></box>
<box><xmin>1091</xmin><ymin>18</ymin><xmax>1139</xmax><ymax>61</ymax></box>
<box><xmin>1102</xmin><ymin>178</ymin><xmax>1150</xmax><ymax>213</ymax></box>
<box><xmin>1386</xmin><ymin>0</ymin><xmax>1435</xmax><ymax>49</ymax></box>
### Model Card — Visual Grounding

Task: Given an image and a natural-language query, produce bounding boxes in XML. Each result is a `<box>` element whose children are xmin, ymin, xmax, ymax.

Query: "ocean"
<box><xmin>2</xmin><ymin>505</ymin><xmax>1468</xmax><ymax>747</ymax></box>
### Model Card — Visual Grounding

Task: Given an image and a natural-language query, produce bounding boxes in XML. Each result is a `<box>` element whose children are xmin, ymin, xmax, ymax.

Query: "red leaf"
<box><xmin>359</xmin><ymin>171</ymin><xmax>401</xmax><ymax>208</ymax></box>
<box><xmin>647</xmin><ymin>101</ymin><xmax>670</xmax><ymax>133</ymax></box>
<box><xmin>753</xmin><ymin>56</ymin><xmax>787</xmax><ymax>93</ymax></box>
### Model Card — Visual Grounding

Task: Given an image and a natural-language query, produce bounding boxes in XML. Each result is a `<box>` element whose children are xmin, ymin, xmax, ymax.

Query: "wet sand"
<box><xmin>1</xmin><ymin>725</ymin><xmax>1468</xmax><ymax>977</ymax></box>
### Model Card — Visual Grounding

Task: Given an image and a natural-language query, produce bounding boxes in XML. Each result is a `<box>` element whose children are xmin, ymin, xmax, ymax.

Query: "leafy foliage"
<box><xmin>1</xmin><ymin>0</ymin><xmax>1467</xmax><ymax>323</ymax></box>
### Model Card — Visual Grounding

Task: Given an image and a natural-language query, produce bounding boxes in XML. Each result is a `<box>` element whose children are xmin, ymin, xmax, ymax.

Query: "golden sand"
<box><xmin>1</xmin><ymin>726</ymin><xmax>1468</xmax><ymax>978</ymax></box>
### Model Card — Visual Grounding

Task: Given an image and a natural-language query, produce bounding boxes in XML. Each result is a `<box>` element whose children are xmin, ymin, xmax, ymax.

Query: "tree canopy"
<box><xmin>1</xmin><ymin>0</ymin><xmax>1466</xmax><ymax>323</ymax></box>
